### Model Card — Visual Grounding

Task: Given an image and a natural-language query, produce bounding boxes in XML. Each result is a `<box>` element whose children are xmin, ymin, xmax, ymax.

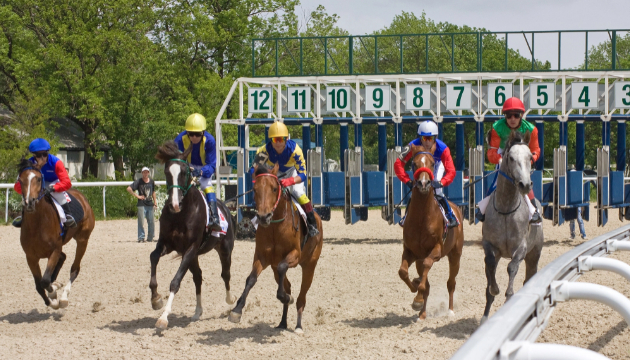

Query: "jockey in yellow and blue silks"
<box><xmin>174</xmin><ymin>113</ymin><xmax>221</xmax><ymax>231</ymax></box>
<box><xmin>249</xmin><ymin>121</ymin><xmax>319</xmax><ymax>237</ymax></box>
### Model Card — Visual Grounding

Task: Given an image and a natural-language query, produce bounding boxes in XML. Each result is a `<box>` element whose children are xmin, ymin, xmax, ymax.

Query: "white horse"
<box><xmin>480</xmin><ymin>130</ymin><xmax>544</xmax><ymax>324</ymax></box>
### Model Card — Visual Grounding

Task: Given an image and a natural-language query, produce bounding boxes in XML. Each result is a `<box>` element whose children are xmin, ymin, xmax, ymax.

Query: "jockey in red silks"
<box><xmin>394</xmin><ymin>120</ymin><xmax>458</xmax><ymax>228</ymax></box>
<box><xmin>475</xmin><ymin>97</ymin><xmax>542</xmax><ymax>224</ymax></box>
<box><xmin>13</xmin><ymin>138</ymin><xmax>76</xmax><ymax>228</ymax></box>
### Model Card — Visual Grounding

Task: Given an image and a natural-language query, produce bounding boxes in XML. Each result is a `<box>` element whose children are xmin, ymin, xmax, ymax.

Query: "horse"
<box><xmin>150</xmin><ymin>141</ymin><xmax>236</xmax><ymax>329</ymax></box>
<box><xmin>480</xmin><ymin>130</ymin><xmax>544</xmax><ymax>324</ymax></box>
<box><xmin>15</xmin><ymin>158</ymin><xmax>95</xmax><ymax>309</ymax></box>
<box><xmin>397</xmin><ymin>143</ymin><xmax>464</xmax><ymax>320</ymax></box>
<box><xmin>228</xmin><ymin>163</ymin><xmax>323</xmax><ymax>334</ymax></box>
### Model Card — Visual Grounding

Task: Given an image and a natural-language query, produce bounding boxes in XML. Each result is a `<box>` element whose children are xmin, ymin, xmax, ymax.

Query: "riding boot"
<box><xmin>529</xmin><ymin>210</ymin><xmax>542</xmax><ymax>224</ymax></box>
<box><xmin>61</xmin><ymin>203</ymin><xmax>77</xmax><ymax>228</ymax></box>
<box><xmin>12</xmin><ymin>216</ymin><xmax>22</xmax><ymax>228</ymax></box>
<box><xmin>437</xmin><ymin>195</ymin><xmax>458</xmax><ymax>228</ymax></box>
<box><xmin>207</xmin><ymin>193</ymin><xmax>222</xmax><ymax>232</ymax></box>
<box><xmin>475</xmin><ymin>210</ymin><xmax>485</xmax><ymax>222</ymax></box>
<box><xmin>305</xmin><ymin>210</ymin><xmax>320</xmax><ymax>237</ymax></box>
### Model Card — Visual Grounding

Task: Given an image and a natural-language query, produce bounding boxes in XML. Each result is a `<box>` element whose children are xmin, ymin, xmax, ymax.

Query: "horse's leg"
<box><xmin>156</xmin><ymin>243</ymin><xmax>199</xmax><ymax>329</ymax></box>
<box><xmin>276</xmin><ymin>250</ymin><xmax>299</xmax><ymax>305</ymax></box>
<box><xmin>25</xmin><ymin>255</ymin><xmax>57</xmax><ymax>308</ymax></box>
<box><xmin>217</xmin><ymin>240</ymin><xmax>236</xmax><ymax>305</ymax></box>
<box><xmin>229</xmin><ymin>256</ymin><xmax>266</xmax><ymax>323</ymax></box>
<box><xmin>295</xmin><ymin>260</ymin><xmax>318</xmax><ymax>334</ymax></box>
<box><xmin>47</xmin><ymin>251</ymin><xmax>67</xmax><ymax>300</ymax></box>
<box><xmin>446</xmin><ymin>250</ymin><xmax>461</xmax><ymax>317</ymax></box>
<box><xmin>188</xmin><ymin>256</ymin><xmax>203</xmax><ymax>321</ymax></box>
<box><xmin>149</xmin><ymin>240</ymin><xmax>165</xmax><ymax>310</ymax></box>
<box><xmin>41</xmin><ymin>248</ymin><xmax>61</xmax><ymax>293</ymax></box>
<box><xmin>59</xmin><ymin>237</ymin><xmax>88</xmax><ymax>309</ymax></box>
<box><xmin>398</xmin><ymin>246</ymin><xmax>419</xmax><ymax>292</ymax></box>
<box><xmin>524</xmin><ymin>242</ymin><xmax>542</xmax><ymax>284</ymax></box>
<box><xmin>481</xmin><ymin>240</ymin><xmax>501</xmax><ymax>324</ymax></box>
<box><xmin>272</xmin><ymin>267</ymin><xmax>293</xmax><ymax>330</ymax></box>
<box><xmin>413</xmin><ymin>248</ymin><xmax>440</xmax><ymax>320</ymax></box>
<box><xmin>505</xmin><ymin>244</ymin><xmax>527</xmax><ymax>300</ymax></box>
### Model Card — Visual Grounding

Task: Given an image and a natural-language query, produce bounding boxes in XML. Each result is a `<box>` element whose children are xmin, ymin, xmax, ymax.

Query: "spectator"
<box><xmin>568</xmin><ymin>165</ymin><xmax>587</xmax><ymax>240</ymax></box>
<box><xmin>127</xmin><ymin>167</ymin><xmax>157</xmax><ymax>243</ymax></box>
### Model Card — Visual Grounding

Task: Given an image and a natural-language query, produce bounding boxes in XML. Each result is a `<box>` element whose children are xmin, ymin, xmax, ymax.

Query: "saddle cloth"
<box><xmin>51</xmin><ymin>191</ymin><xmax>85</xmax><ymax>226</ymax></box>
<box><xmin>251</xmin><ymin>197</ymin><xmax>307</xmax><ymax>230</ymax></box>
<box><xmin>200</xmin><ymin>191</ymin><xmax>228</xmax><ymax>237</ymax></box>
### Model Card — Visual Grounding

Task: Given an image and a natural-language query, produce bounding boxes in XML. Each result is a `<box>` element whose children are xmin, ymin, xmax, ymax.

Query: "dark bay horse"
<box><xmin>228</xmin><ymin>163</ymin><xmax>323</xmax><ymax>334</ymax></box>
<box><xmin>480</xmin><ymin>131</ymin><xmax>544</xmax><ymax>324</ymax></box>
<box><xmin>398</xmin><ymin>143</ymin><xmax>464</xmax><ymax>320</ymax></box>
<box><xmin>16</xmin><ymin>158</ymin><xmax>95</xmax><ymax>309</ymax></box>
<box><xmin>151</xmin><ymin>141</ymin><xmax>236</xmax><ymax>329</ymax></box>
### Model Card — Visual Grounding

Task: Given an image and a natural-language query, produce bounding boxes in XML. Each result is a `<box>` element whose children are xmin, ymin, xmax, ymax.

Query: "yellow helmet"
<box><xmin>185</xmin><ymin>113</ymin><xmax>206</xmax><ymax>132</ymax></box>
<box><xmin>268</xmin><ymin>121</ymin><xmax>289</xmax><ymax>138</ymax></box>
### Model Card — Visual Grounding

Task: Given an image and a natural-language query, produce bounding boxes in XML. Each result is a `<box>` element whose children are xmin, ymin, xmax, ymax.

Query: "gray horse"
<box><xmin>480</xmin><ymin>130</ymin><xmax>544</xmax><ymax>324</ymax></box>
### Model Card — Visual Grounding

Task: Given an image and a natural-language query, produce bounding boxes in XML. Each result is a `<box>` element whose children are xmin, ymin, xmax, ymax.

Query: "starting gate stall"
<box><xmin>214</xmin><ymin>30</ymin><xmax>630</xmax><ymax>229</ymax></box>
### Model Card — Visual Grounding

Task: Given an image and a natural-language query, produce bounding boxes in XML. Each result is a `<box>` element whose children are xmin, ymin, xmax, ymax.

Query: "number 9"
<box><xmin>373</xmin><ymin>88</ymin><xmax>383</xmax><ymax>109</ymax></box>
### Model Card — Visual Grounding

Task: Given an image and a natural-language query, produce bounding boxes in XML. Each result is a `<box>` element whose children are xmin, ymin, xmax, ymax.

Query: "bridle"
<box><xmin>411</xmin><ymin>151</ymin><xmax>435</xmax><ymax>189</ymax></box>
<box><xmin>19</xmin><ymin>166</ymin><xmax>46</xmax><ymax>203</ymax></box>
<box><xmin>254</xmin><ymin>172</ymin><xmax>284</xmax><ymax>222</ymax></box>
<box><xmin>167</xmin><ymin>159</ymin><xmax>194</xmax><ymax>197</ymax></box>
<box><xmin>493</xmin><ymin>141</ymin><xmax>530</xmax><ymax>215</ymax></box>
<box><xmin>497</xmin><ymin>141</ymin><xmax>530</xmax><ymax>187</ymax></box>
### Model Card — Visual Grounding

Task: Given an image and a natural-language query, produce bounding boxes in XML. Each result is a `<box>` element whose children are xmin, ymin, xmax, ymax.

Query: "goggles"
<box><xmin>505</xmin><ymin>112</ymin><xmax>523</xmax><ymax>119</ymax></box>
<box><xmin>272</xmin><ymin>137</ymin><xmax>287</xmax><ymax>143</ymax></box>
<box><xmin>421</xmin><ymin>135</ymin><xmax>437</xmax><ymax>142</ymax></box>
<box><xmin>34</xmin><ymin>152</ymin><xmax>48</xmax><ymax>159</ymax></box>
<box><xmin>187</xmin><ymin>132</ymin><xmax>203</xmax><ymax>138</ymax></box>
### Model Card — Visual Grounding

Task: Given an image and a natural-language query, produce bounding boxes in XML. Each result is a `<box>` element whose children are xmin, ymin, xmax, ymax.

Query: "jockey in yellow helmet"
<box><xmin>174</xmin><ymin>113</ymin><xmax>221</xmax><ymax>231</ymax></box>
<box><xmin>250</xmin><ymin>121</ymin><xmax>319</xmax><ymax>237</ymax></box>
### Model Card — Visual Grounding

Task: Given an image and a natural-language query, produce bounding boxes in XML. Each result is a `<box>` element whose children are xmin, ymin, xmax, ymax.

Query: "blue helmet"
<box><xmin>28</xmin><ymin>138</ymin><xmax>51</xmax><ymax>153</ymax></box>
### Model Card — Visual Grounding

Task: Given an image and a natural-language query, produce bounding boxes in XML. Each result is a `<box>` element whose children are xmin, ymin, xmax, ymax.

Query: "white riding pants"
<box><xmin>433</xmin><ymin>161</ymin><xmax>445</xmax><ymax>196</ymax></box>
<box><xmin>46</xmin><ymin>179</ymin><xmax>70</xmax><ymax>205</ymax></box>
<box><xmin>278</xmin><ymin>168</ymin><xmax>306</xmax><ymax>200</ymax></box>
<box><xmin>190</xmin><ymin>165</ymin><xmax>214</xmax><ymax>192</ymax></box>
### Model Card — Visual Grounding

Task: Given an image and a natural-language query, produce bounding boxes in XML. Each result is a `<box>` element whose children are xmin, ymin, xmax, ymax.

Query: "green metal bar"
<box><xmin>300</xmin><ymin>38</ymin><xmax>303</xmax><ymax>76</ymax></box>
<box><xmin>532</xmin><ymin>32</ymin><xmax>535</xmax><ymax>71</ymax></box>
<box><xmin>400</xmin><ymin>35</ymin><xmax>404</xmax><ymax>73</ymax></box>
<box><xmin>505</xmin><ymin>33</ymin><xmax>508</xmax><ymax>71</ymax></box>
<box><xmin>375</xmin><ymin>36</ymin><xmax>378</xmax><ymax>74</ymax></box>
<box><xmin>612</xmin><ymin>30</ymin><xmax>617</xmax><ymax>70</ymax></box>
<box><xmin>275</xmin><ymin>39</ymin><xmax>278</xmax><ymax>76</ymax></box>
<box><xmin>451</xmin><ymin>33</ymin><xmax>455</xmax><ymax>72</ymax></box>
<box><xmin>349</xmin><ymin>36</ymin><xmax>353</xmax><ymax>74</ymax></box>
<box><xmin>252</xmin><ymin>39</ymin><xmax>255</xmax><ymax>77</ymax></box>
<box><xmin>425</xmin><ymin>35</ymin><xmax>429</xmax><ymax>73</ymax></box>
<box><xmin>558</xmin><ymin>32</ymin><xmax>561</xmax><ymax>70</ymax></box>
<box><xmin>477</xmin><ymin>32</ymin><xmax>481</xmax><ymax>72</ymax></box>
<box><xmin>324</xmin><ymin>37</ymin><xmax>327</xmax><ymax>75</ymax></box>
<box><xmin>585</xmin><ymin>31</ymin><xmax>589</xmax><ymax>70</ymax></box>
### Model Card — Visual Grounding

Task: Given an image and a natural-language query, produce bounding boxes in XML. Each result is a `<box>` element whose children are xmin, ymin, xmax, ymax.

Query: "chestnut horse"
<box><xmin>150</xmin><ymin>141</ymin><xmax>236</xmax><ymax>329</ymax></box>
<box><xmin>15</xmin><ymin>158</ymin><xmax>95</xmax><ymax>309</ymax></box>
<box><xmin>228</xmin><ymin>163</ymin><xmax>323</xmax><ymax>333</ymax></box>
<box><xmin>398</xmin><ymin>143</ymin><xmax>464</xmax><ymax>320</ymax></box>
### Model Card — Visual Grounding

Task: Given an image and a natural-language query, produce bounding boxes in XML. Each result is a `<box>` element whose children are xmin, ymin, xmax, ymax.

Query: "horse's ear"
<box><xmin>271</xmin><ymin>162</ymin><xmax>279</xmax><ymax>175</ymax></box>
<box><xmin>523</xmin><ymin>130</ymin><xmax>531</xmax><ymax>144</ymax></box>
<box><xmin>508</xmin><ymin>130</ymin><xmax>516</xmax><ymax>145</ymax></box>
<box><xmin>180</xmin><ymin>145</ymin><xmax>193</xmax><ymax>160</ymax></box>
<box><xmin>410</xmin><ymin>144</ymin><xmax>418</xmax><ymax>154</ymax></box>
<box><xmin>430</xmin><ymin>142</ymin><xmax>436</xmax><ymax>154</ymax></box>
<box><xmin>33</xmin><ymin>156</ymin><xmax>45</xmax><ymax>170</ymax></box>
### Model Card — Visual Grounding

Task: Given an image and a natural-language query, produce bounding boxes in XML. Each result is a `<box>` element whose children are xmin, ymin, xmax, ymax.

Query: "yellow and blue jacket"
<box><xmin>174</xmin><ymin>130</ymin><xmax>216</xmax><ymax>178</ymax></box>
<box><xmin>251</xmin><ymin>140</ymin><xmax>307</xmax><ymax>182</ymax></box>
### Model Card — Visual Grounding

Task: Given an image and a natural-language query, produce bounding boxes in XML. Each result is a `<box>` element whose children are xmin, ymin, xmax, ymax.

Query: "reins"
<box><xmin>19</xmin><ymin>166</ymin><xmax>47</xmax><ymax>202</ymax></box>
<box><xmin>493</xmin><ymin>141</ymin><xmax>529</xmax><ymax>215</ymax></box>
<box><xmin>255</xmin><ymin>173</ymin><xmax>285</xmax><ymax>222</ymax></box>
<box><xmin>167</xmin><ymin>159</ymin><xmax>194</xmax><ymax>196</ymax></box>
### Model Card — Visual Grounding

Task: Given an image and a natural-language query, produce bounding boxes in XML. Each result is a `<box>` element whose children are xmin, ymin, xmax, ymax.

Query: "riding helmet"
<box><xmin>185</xmin><ymin>113</ymin><xmax>207</xmax><ymax>132</ymax></box>
<box><xmin>28</xmin><ymin>138</ymin><xmax>51</xmax><ymax>153</ymax></box>
<box><xmin>268</xmin><ymin>121</ymin><xmax>289</xmax><ymax>138</ymax></box>
<box><xmin>417</xmin><ymin>121</ymin><xmax>439</xmax><ymax>137</ymax></box>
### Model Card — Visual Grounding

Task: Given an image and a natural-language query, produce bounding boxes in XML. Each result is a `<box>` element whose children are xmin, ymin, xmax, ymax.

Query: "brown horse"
<box><xmin>150</xmin><ymin>141</ymin><xmax>236</xmax><ymax>329</ymax></box>
<box><xmin>15</xmin><ymin>158</ymin><xmax>95</xmax><ymax>309</ymax></box>
<box><xmin>398</xmin><ymin>143</ymin><xmax>464</xmax><ymax>320</ymax></box>
<box><xmin>228</xmin><ymin>163</ymin><xmax>323</xmax><ymax>333</ymax></box>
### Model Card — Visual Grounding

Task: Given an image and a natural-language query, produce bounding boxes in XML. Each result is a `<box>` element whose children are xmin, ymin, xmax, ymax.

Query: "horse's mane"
<box><xmin>17</xmin><ymin>158</ymin><xmax>35</xmax><ymax>174</ymax></box>
<box><xmin>254</xmin><ymin>164</ymin><xmax>271</xmax><ymax>176</ymax></box>
<box><xmin>155</xmin><ymin>141</ymin><xmax>192</xmax><ymax>164</ymax></box>
<box><xmin>506</xmin><ymin>130</ymin><xmax>530</xmax><ymax>151</ymax></box>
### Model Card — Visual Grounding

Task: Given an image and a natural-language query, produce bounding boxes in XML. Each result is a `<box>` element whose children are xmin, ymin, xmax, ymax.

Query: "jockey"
<box><xmin>394</xmin><ymin>120</ymin><xmax>458</xmax><ymax>228</ymax></box>
<box><xmin>250</xmin><ymin>121</ymin><xmax>319</xmax><ymax>238</ymax></box>
<box><xmin>475</xmin><ymin>97</ymin><xmax>542</xmax><ymax>224</ymax></box>
<box><xmin>174</xmin><ymin>113</ymin><xmax>221</xmax><ymax>232</ymax></box>
<box><xmin>13</xmin><ymin>138</ymin><xmax>76</xmax><ymax>228</ymax></box>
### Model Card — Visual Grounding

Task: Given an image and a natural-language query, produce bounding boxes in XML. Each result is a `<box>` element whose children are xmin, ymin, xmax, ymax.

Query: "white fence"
<box><xmin>1</xmin><ymin>180</ymin><xmax>232</xmax><ymax>222</ymax></box>
<box><xmin>451</xmin><ymin>224</ymin><xmax>630</xmax><ymax>360</ymax></box>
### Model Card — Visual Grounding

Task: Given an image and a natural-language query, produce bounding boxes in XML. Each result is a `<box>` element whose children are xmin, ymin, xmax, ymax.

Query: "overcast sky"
<box><xmin>297</xmin><ymin>0</ymin><xmax>630</xmax><ymax>69</ymax></box>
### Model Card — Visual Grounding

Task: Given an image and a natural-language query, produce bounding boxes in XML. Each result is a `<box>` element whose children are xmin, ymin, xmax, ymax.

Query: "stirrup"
<box><xmin>64</xmin><ymin>215</ymin><xmax>77</xmax><ymax>228</ymax></box>
<box><xmin>398</xmin><ymin>215</ymin><xmax>406</xmax><ymax>228</ymax></box>
<box><xmin>209</xmin><ymin>216</ymin><xmax>222</xmax><ymax>232</ymax></box>
<box><xmin>475</xmin><ymin>210</ymin><xmax>485</xmax><ymax>222</ymax></box>
<box><xmin>447</xmin><ymin>216</ymin><xmax>458</xmax><ymax>228</ymax></box>
<box><xmin>529</xmin><ymin>211</ymin><xmax>542</xmax><ymax>224</ymax></box>
<box><xmin>12</xmin><ymin>216</ymin><xmax>22</xmax><ymax>228</ymax></box>
<box><xmin>307</xmin><ymin>224</ymin><xmax>319</xmax><ymax>237</ymax></box>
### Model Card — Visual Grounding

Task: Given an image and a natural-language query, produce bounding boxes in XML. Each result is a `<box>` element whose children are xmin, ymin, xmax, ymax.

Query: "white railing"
<box><xmin>1</xmin><ymin>180</ymin><xmax>232</xmax><ymax>221</ymax></box>
<box><xmin>450</xmin><ymin>224</ymin><xmax>630</xmax><ymax>360</ymax></box>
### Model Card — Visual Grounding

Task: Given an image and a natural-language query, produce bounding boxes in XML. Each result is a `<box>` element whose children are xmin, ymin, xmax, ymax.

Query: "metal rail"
<box><xmin>451</xmin><ymin>224</ymin><xmax>630</xmax><ymax>360</ymax></box>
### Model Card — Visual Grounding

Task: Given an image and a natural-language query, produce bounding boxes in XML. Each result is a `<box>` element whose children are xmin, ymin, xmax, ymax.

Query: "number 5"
<box><xmin>537</xmin><ymin>85</ymin><xmax>548</xmax><ymax>106</ymax></box>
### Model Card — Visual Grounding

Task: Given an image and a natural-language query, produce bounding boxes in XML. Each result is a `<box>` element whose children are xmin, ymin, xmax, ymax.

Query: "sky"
<box><xmin>297</xmin><ymin>0</ymin><xmax>630</xmax><ymax>69</ymax></box>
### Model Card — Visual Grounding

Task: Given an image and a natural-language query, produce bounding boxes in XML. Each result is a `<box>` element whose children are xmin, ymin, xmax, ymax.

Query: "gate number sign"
<box><xmin>487</xmin><ymin>83</ymin><xmax>513</xmax><ymax>110</ymax></box>
<box><xmin>571</xmin><ymin>83</ymin><xmax>598</xmax><ymax>109</ymax></box>
<box><xmin>365</xmin><ymin>85</ymin><xmax>391</xmax><ymax>112</ymax></box>
<box><xmin>614</xmin><ymin>82</ymin><xmax>630</xmax><ymax>109</ymax></box>
<box><xmin>326</xmin><ymin>86</ymin><xmax>352</xmax><ymax>112</ymax></box>
<box><xmin>446</xmin><ymin>83</ymin><xmax>472</xmax><ymax>110</ymax></box>
<box><xmin>287</xmin><ymin>86</ymin><xmax>311</xmax><ymax>112</ymax></box>
<box><xmin>248</xmin><ymin>87</ymin><xmax>273</xmax><ymax>113</ymax></box>
<box><xmin>405</xmin><ymin>84</ymin><xmax>431</xmax><ymax>111</ymax></box>
<box><xmin>529</xmin><ymin>83</ymin><xmax>556</xmax><ymax>110</ymax></box>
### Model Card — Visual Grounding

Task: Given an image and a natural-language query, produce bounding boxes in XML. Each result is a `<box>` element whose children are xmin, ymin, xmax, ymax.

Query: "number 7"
<box><xmin>454</xmin><ymin>86</ymin><xmax>465</xmax><ymax>107</ymax></box>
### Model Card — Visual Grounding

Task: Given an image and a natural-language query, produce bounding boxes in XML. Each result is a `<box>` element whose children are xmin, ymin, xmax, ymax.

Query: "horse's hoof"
<box><xmin>294</xmin><ymin>327</ymin><xmax>304</xmax><ymax>334</ymax></box>
<box><xmin>411</xmin><ymin>301</ymin><xmax>424</xmax><ymax>311</ymax></box>
<box><xmin>480</xmin><ymin>316</ymin><xmax>488</xmax><ymax>325</ymax></box>
<box><xmin>49</xmin><ymin>299</ymin><xmax>60</xmax><ymax>310</ymax></box>
<box><xmin>288</xmin><ymin>295</ymin><xmax>294</xmax><ymax>305</ymax></box>
<box><xmin>228</xmin><ymin>311</ymin><xmax>242</xmax><ymax>323</ymax></box>
<box><xmin>52</xmin><ymin>281</ymin><xmax>63</xmax><ymax>290</ymax></box>
<box><xmin>226</xmin><ymin>293</ymin><xmax>237</xmax><ymax>305</ymax></box>
<box><xmin>151</xmin><ymin>298</ymin><xmax>164</xmax><ymax>311</ymax></box>
<box><xmin>448</xmin><ymin>310</ymin><xmax>455</xmax><ymax>318</ymax></box>
<box><xmin>48</xmin><ymin>290</ymin><xmax>58</xmax><ymax>300</ymax></box>
<box><xmin>155</xmin><ymin>318</ymin><xmax>168</xmax><ymax>329</ymax></box>
<box><xmin>192</xmin><ymin>310</ymin><xmax>203</xmax><ymax>321</ymax></box>
<box><xmin>59</xmin><ymin>299</ymin><xmax>69</xmax><ymax>309</ymax></box>
<box><xmin>489</xmin><ymin>284</ymin><xmax>500</xmax><ymax>297</ymax></box>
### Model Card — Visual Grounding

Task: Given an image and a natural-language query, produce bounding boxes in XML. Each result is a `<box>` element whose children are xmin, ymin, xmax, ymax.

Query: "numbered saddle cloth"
<box><xmin>200</xmin><ymin>191</ymin><xmax>228</xmax><ymax>237</ymax></box>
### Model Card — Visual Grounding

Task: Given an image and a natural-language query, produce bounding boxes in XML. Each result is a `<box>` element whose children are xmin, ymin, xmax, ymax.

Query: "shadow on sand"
<box><xmin>196</xmin><ymin>322</ymin><xmax>287</xmax><ymax>346</ymax></box>
<box><xmin>418</xmin><ymin>317</ymin><xmax>479</xmax><ymax>340</ymax></box>
<box><xmin>103</xmin><ymin>314</ymin><xmax>193</xmax><ymax>335</ymax></box>
<box><xmin>341</xmin><ymin>312</ymin><xmax>419</xmax><ymax>329</ymax></box>
<box><xmin>0</xmin><ymin>309</ymin><xmax>63</xmax><ymax>324</ymax></box>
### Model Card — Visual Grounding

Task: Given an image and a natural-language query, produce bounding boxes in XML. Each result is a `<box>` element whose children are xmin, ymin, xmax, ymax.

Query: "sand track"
<box><xmin>0</xmin><ymin>204</ymin><xmax>629</xmax><ymax>359</ymax></box>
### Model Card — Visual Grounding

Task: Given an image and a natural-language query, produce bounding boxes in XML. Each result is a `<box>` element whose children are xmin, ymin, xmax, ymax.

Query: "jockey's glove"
<box><xmin>280</xmin><ymin>177</ymin><xmax>296</xmax><ymax>188</ymax></box>
<box><xmin>405</xmin><ymin>181</ymin><xmax>414</xmax><ymax>189</ymax></box>
<box><xmin>191</xmin><ymin>168</ymin><xmax>202</xmax><ymax>178</ymax></box>
<box><xmin>431</xmin><ymin>180</ymin><xmax>443</xmax><ymax>189</ymax></box>
<box><xmin>45</xmin><ymin>184</ymin><xmax>56</xmax><ymax>194</ymax></box>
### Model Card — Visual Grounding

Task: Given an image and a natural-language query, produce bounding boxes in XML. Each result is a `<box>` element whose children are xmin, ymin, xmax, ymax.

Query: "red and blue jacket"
<box><xmin>394</xmin><ymin>138</ymin><xmax>456</xmax><ymax>186</ymax></box>
<box><xmin>174</xmin><ymin>130</ymin><xmax>217</xmax><ymax>178</ymax></box>
<box><xmin>14</xmin><ymin>154</ymin><xmax>72</xmax><ymax>194</ymax></box>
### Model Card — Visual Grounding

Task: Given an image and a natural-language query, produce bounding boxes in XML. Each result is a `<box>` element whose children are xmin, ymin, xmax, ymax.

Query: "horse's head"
<box><xmin>253</xmin><ymin>163</ymin><xmax>281</xmax><ymax>227</ymax></box>
<box><xmin>503</xmin><ymin>130</ymin><xmax>533</xmax><ymax>195</ymax></box>
<box><xmin>410</xmin><ymin>143</ymin><xmax>436</xmax><ymax>194</ymax></box>
<box><xmin>17</xmin><ymin>158</ymin><xmax>44</xmax><ymax>212</ymax></box>
<box><xmin>156</xmin><ymin>141</ymin><xmax>193</xmax><ymax>213</ymax></box>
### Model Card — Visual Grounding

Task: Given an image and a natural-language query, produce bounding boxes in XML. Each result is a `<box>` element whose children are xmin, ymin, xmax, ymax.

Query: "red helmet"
<box><xmin>502</xmin><ymin>97</ymin><xmax>525</xmax><ymax>113</ymax></box>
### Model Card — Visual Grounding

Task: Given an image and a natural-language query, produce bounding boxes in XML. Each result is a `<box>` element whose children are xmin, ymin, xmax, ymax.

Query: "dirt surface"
<box><xmin>0</xmin><ymin>204</ymin><xmax>629</xmax><ymax>359</ymax></box>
